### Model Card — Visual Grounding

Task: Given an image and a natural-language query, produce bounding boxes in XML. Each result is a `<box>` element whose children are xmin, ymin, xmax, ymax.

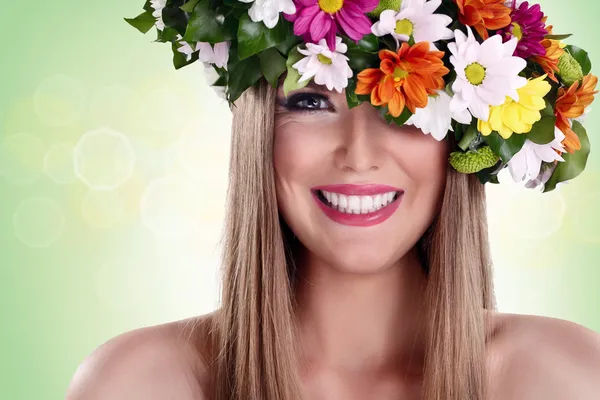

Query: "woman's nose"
<box><xmin>334</xmin><ymin>103</ymin><xmax>382</xmax><ymax>173</ymax></box>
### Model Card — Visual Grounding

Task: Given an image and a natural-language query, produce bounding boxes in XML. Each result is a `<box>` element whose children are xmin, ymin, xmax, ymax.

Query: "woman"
<box><xmin>67</xmin><ymin>0</ymin><xmax>600</xmax><ymax>397</ymax></box>
<box><xmin>66</xmin><ymin>78</ymin><xmax>600</xmax><ymax>400</ymax></box>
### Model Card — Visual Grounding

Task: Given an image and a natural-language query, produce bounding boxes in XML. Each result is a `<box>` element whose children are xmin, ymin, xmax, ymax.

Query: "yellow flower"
<box><xmin>478</xmin><ymin>75</ymin><xmax>552</xmax><ymax>139</ymax></box>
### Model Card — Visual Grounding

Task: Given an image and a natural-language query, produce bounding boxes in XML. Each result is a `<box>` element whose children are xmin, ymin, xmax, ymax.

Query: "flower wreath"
<box><xmin>126</xmin><ymin>0</ymin><xmax>597</xmax><ymax>192</ymax></box>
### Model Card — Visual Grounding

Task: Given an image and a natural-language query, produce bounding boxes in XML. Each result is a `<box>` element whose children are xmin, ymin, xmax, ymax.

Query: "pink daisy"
<box><xmin>284</xmin><ymin>0</ymin><xmax>379</xmax><ymax>50</ymax></box>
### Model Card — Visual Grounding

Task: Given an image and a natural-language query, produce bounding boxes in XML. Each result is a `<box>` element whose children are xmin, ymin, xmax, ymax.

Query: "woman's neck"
<box><xmin>294</xmin><ymin>246</ymin><xmax>429</xmax><ymax>375</ymax></box>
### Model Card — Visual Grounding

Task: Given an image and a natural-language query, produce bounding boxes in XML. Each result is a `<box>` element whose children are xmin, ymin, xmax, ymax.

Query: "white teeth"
<box><xmin>319</xmin><ymin>190</ymin><xmax>398</xmax><ymax>214</ymax></box>
<box><xmin>331</xmin><ymin>193</ymin><xmax>339</xmax><ymax>207</ymax></box>
<box><xmin>360</xmin><ymin>196</ymin><xmax>373</xmax><ymax>214</ymax></box>
<box><xmin>339</xmin><ymin>194</ymin><xmax>348</xmax><ymax>209</ymax></box>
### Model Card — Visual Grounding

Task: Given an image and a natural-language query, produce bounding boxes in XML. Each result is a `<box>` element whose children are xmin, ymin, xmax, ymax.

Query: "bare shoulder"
<box><xmin>66</xmin><ymin>312</ymin><xmax>217</xmax><ymax>400</ymax></box>
<box><xmin>488</xmin><ymin>311</ymin><xmax>600</xmax><ymax>400</ymax></box>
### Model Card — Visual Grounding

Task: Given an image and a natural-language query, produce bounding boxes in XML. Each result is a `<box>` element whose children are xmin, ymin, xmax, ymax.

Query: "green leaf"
<box><xmin>347</xmin><ymin>49</ymin><xmax>378</xmax><ymax>72</ymax></box>
<box><xmin>238</xmin><ymin>14</ymin><xmax>288</xmax><ymax>60</ymax></box>
<box><xmin>283</xmin><ymin>46</ymin><xmax>309</xmax><ymax>96</ymax></box>
<box><xmin>276</xmin><ymin>31</ymin><xmax>302</xmax><ymax>55</ymax></box>
<box><xmin>545</xmin><ymin>33</ymin><xmax>572</xmax><ymax>40</ymax></box>
<box><xmin>259</xmin><ymin>48</ymin><xmax>287</xmax><ymax>88</ymax></box>
<box><xmin>223</xmin><ymin>0</ymin><xmax>252</xmax><ymax>8</ymax></box>
<box><xmin>482</xmin><ymin>131</ymin><xmax>526</xmax><ymax>162</ymax></box>
<box><xmin>172</xmin><ymin>42</ymin><xmax>198</xmax><ymax>69</ymax></box>
<box><xmin>565</xmin><ymin>45</ymin><xmax>592</xmax><ymax>75</ymax></box>
<box><xmin>227</xmin><ymin>51</ymin><xmax>263</xmax><ymax>103</ymax></box>
<box><xmin>124</xmin><ymin>11</ymin><xmax>156</xmax><ymax>34</ymax></box>
<box><xmin>357</xmin><ymin>34</ymin><xmax>379</xmax><ymax>52</ymax></box>
<box><xmin>458</xmin><ymin>125</ymin><xmax>478</xmax><ymax>151</ymax></box>
<box><xmin>383</xmin><ymin>107</ymin><xmax>413</xmax><ymax>125</ymax></box>
<box><xmin>182</xmin><ymin>0</ymin><xmax>236</xmax><ymax>43</ymax></box>
<box><xmin>180</xmin><ymin>0</ymin><xmax>200</xmax><ymax>12</ymax></box>
<box><xmin>156</xmin><ymin>26</ymin><xmax>181</xmax><ymax>42</ymax></box>
<box><xmin>162</xmin><ymin>4</ymin><xmax>188</xmax><ymax>34</ymax></box>
<box><xmin>544</xmin><ymin>121</ymin><xmax>590</xmax><ymax>192</ymax></box>
<box><xmin>143</xmin><ymin>0</ymin><xmax>154</xmax><ymax>12</ymax></box>
<box><xmin>526</xmin><ymin>115</ymin><xmax>556</xmax><ymax>145</ymax></box>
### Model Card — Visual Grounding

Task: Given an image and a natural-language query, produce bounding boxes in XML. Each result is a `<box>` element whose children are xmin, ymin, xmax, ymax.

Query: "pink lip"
<box><xmin>311</xmin><ymin>184</ymin><xmax>404</xmax><ymax>227</ymax></box>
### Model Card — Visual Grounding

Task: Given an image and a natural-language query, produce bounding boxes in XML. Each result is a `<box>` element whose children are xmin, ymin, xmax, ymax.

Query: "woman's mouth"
<box><xmin>314</xmin><ymin>189</ymin><xmax>402</xmax><ymax>214</ymax></box>
<box><xmin>310</xmin><ymin>184</ymin><xmax>404</xmax><ymax>227</ymax></box>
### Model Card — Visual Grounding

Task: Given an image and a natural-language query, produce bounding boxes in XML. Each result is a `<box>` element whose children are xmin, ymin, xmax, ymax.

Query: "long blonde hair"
<box><xmin>202</xmin><ymin>79</ymin><xmax>496</xmax><ymax>399</ymax></box>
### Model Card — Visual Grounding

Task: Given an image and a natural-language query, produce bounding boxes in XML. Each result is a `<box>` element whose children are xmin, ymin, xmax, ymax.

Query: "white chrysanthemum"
<box><xmin>508</xmin><ymin>126</ymin><xmax>566</xmax><ymax>183</ymax></box>
<box><xmin>371</xmin><ymin>0</ymin><xmax>453</xmax><ymax>50</ymax></box>
<box><xmin>238</xmin><ymin>0</ymin><xmax>295</xmax><ymax>29</ymax></box>
<box><xmin>405</xmin><ymin>90</ymin><xmax>472</xmax><ymax>141</ymax></box>
<box><xmin>293</xmin><ymin>37</ymin><xmax>353</xmax><ymax>93</ymax></box>
<box><xmin>175</xmin><ymin>35</ymin><xmax>230</xmax><ymax>69</ymax></box>
<box><xmin>150</xmin><ymin>0</ymin><xmax>167</xmax><ymax>30</ymax></box>
<box><xmin>448</xmin><ymin>27</ymin><xmax>528</xmax><ymax>121</ymax></box>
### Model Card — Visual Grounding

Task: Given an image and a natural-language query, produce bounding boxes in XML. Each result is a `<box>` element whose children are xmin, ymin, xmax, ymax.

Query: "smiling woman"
<box><xmin>65</xmin><ymin>0</ymin><xmax>600</xmax><ymax>399</ymax></box>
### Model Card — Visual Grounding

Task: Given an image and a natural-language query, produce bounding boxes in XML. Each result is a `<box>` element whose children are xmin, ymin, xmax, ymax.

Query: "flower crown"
<box><xmin>126</xmin><ymin>0</ymin><xmax>597</xmax><ymax>192</ymax></box>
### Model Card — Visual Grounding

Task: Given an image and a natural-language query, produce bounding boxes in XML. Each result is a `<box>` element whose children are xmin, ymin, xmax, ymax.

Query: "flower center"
<box><xmin>393</xmin><ymin>67</ymin><xmax>409</xmax><ymax>81</ymax></box>
<box><xmin>394</xmin><ymin>19</ymin><xmax>414</xmax><ymax>36</ymax></box>
<box><xmin>318</xmin><ymin>0</ymin><xmax>344</xmax><ymax>14</ymax></box>
<box><xmin>465</xmin><ymin>62</ymin><xmax>486</xmax><ymax>85</ymax></box>
<box><xmin>512</xmin><ymin>22</ymin><xmax>523</xmax><ymax>41</ymax></box>
<box><xmin>317</xmin><ymin>53</ymin><xmax>333</xmax><ymax>64</ymax></box>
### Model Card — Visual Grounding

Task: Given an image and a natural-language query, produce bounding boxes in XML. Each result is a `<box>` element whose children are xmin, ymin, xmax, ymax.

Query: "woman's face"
<box><xmin>273</xmin><ymin>84</ymin><xmax>449</xmax><ymax>273</ymax></box>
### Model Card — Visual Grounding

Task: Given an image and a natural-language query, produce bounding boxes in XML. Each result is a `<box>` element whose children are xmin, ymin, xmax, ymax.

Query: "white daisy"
<box><xmin>405</xmin><ymin>90</ymin><xmax>472</xmax><ymax>141</ymax></box>
<box><xmin>371</xmin><ymin>0</ymin><xmax>454</xmax><ymax>50</ymax></box>
<box><xmin>448</xmin><ymin>27</ymin><xmax>528</xmax><ymax>121</ymax></box>
<box><xmin>508</xmin><ymin>126</ymin><xmax>566</xmax><ymax>183</ymax></box>
<box><xmin>238</xmin><ymin>0</ymin><xmax>296</xmax><ymax>29</ymax></box>
<box><xmin>293</xmin><ymin>37</ymin><xmax>353</xmax><ymax>93</ymax></box>
<box><xmin>175</xmin><ymin>35</ymin><xmax>230</xmax><ymax>69</ymax></box>
<box><xmin>150</xmin><ymin>0</ymin><xmax>167</xmax><ymax>31</ymax></box>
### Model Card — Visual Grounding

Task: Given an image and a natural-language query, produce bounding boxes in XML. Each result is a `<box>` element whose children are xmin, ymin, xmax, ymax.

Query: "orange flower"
<box><xmin>355</xmin><ymin>42</ymin><xmax>449</xmax><ymax>118</ymax></box>
<box><xmin>532</xmin><ymin>20</ymin><xmax>564</xmax><ymax>83</ymax></box>
<box><xmin>555</xmin><ymin>74</ymin><xmax>598</xmax><ymax>153</ymax></box>
<box><xmin>532</xmin><ymin>39</ymin><xmax>565</xmax><ymax>83</ymax></box>
<box><xmin>455</xmin><ymin>0</ymin><xmax>511</xmax><ymax>40</ymax></box>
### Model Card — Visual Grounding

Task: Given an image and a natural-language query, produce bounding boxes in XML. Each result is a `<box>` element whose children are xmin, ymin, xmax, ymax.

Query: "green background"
<box><xmin>1</xmin><ymin>1</ymin><xmax>599</xmax><ymax>399</ymax></box>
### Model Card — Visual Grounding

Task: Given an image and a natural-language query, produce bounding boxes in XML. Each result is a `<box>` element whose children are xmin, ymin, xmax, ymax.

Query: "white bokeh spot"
<box><xmin>13</xmin><ymin>197</ymin><xmax>66</xmax><ymax>247</ymax></box>
<box><xmin>73</xmin><ymin>127</ymin><xmax>136</xmax><ymax>190</ymax></box>
<box><xmin>44</xmin><ymin>143</ymin><xmax>77</xmax><ymax>185</ymax></box>
<box><xmin>82</xmin><ymin>189</ymin><xmax>126</xmax><ymax>229</ymax></box>
<box><xmin>0</xmin><ymin>132</ymin><xmax>46</xmax><ymax>185</ymax></box>
<box><xmin>34</xmin><ymin>74</ymin><xmax>86</xmax><ymax>127</ymax></box>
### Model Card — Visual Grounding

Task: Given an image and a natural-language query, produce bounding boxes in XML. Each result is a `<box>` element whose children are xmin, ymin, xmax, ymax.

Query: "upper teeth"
<box><xmin>320</xmin><ymin>190</ymin><xmax>398</xmax><ymax>214</ymax></box>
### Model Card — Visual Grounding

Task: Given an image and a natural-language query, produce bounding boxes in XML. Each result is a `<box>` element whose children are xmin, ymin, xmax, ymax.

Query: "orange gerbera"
<box><xmin>555</xmin><ymin>74</ymin><xmax>598</xmax><ymax>153</ymax></box>
<box><xmin>532</xmin><ymin>39</ymin><xmax>565</xmax><ymax>83</ymax></box>
<box><xmin>532</xmin><ymin>20</ymin><xmax>565</xmax><ymax>83</ymax></box>
<box><xmin>455</xmin><ymin>0</ymin><xmax>512</xmax><ymax>40</ymax></box>
<box><xmin>355</xmin><ymin>42</ymin><xmax>449</xmax><ymax>118</ymax></box>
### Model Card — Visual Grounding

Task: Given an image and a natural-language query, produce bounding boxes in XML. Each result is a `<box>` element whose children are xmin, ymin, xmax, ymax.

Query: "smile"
<box><xmin>311</xmin><ymin>184</ymin><xmax>404</xmax><ymax>227</ymax></box>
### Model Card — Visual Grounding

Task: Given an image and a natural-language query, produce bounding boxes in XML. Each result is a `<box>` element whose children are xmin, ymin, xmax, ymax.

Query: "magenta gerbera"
<box><xmin>283</xmin><ymin>0</ymin><xmax>379</xmax><ymax>51</ymax></box>
<box><xmin>499</xmin><ymin>0</ymin><xmax>547</xmax><ymax>59</ymax></box>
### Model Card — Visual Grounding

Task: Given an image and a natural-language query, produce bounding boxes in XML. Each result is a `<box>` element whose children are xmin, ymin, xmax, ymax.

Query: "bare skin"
<box><xmin>66</xmin><ymin>85</ymin><xmax>600</xmax><ymax>398</ymax></box>
<box><xmin>66</xmin><ymin>311</ymin><xmax>600</xmax><ymax>400</ymax></box>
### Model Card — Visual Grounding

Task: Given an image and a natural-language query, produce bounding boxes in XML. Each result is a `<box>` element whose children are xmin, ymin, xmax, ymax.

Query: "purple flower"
<box><xmin>499</xmin><ymin>0</ymin><xmax>547</xmax><ymax>59</ymax></box>
<box><xmin>283</xmin><ymin>0</ymin><xmax>379</xmax><ymax>51</ymax></box>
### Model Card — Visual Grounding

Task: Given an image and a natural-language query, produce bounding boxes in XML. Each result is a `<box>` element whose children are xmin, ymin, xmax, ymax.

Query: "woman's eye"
<box><xmin>283</xmin><ymin>93</ymin><xmax>332</xmax><ymax>112</ymax></box>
